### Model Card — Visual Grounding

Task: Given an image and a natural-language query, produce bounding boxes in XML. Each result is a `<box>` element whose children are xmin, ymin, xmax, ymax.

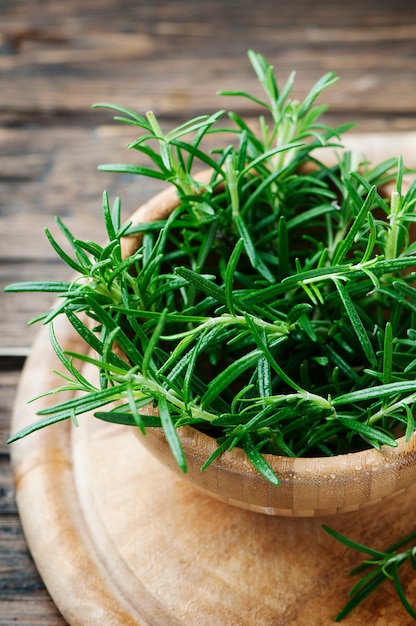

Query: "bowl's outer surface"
<box><xmin>133</xmin><ymin>424</ymin><xmax>416</xmax><ymax>517</ymax></box>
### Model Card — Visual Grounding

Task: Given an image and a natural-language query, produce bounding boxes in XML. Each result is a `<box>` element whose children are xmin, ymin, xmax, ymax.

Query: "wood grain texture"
<box><xmin>0</xmin><ymin>363</ymin><xmax>65</xmax><ymax>626</ymax></box>
<box><xmin>2</xmin><ymin>128</ymin><xmax>416</xmax><ymax>352</ymax></box>
<box><xmin>2</xmin><ymin>0</ymin><xmax>416</xmax><ymax>119</ymax></box>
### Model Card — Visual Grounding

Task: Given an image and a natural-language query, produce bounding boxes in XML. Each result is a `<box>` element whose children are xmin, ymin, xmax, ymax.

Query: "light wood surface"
<box><xmin>10</xmin><ymin>314</ymin><xmax>416</xmax><ymax>625</ymax></box>
<box><xmin>3</xmin><ymin>1</ymin><xmax>416</xmax><ymax>623</ymax></box>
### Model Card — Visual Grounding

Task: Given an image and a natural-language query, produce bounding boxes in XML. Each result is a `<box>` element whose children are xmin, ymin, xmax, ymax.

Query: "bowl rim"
<box><xmin>140</xmin><ymin>420</ymin><xmax>416</xmax><ymax>477</ymax></box>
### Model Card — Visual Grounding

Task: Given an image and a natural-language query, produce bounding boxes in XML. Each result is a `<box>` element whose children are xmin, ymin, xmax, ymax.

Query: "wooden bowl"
<box><xmin>123</xmin><ymin>172</ymin><xmax>416</xmax><ymax>517</ymax></box>
<box><xmin>132</xmin><ymin>425</ymin><xmax>416</xmax><ymax>517</ymax></box>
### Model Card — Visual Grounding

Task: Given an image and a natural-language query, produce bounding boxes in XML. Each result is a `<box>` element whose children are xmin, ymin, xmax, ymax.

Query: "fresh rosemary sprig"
<box><xmin>6</xmin><ymin>50</ymin><xmax>416</xmax><ymax>487</ymax></box>
<box><xmin>323</xmin><ymin>525</ymin><xmax>416</xmax><ymax>621</ymax></box>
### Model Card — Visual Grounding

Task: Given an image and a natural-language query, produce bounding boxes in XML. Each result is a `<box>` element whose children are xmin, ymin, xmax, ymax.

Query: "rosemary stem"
<box><xmin>161</xmin><ymin>313</ymin><xmax>290</xmax><ymax>341</ymax></box>
<box><xmin>126</xmin><ymin>371</ymin><xmax>219</xmax><ymax>423</ymax></box>
<box><xmin>226</xmin><ymin>155</ymin><xmax>240</xmax><ymax>217</ymax></box>
<box><xmin>368</xmin><ymin>392</ymin><xmax>416</xmax><ymax>426</ymax></box>
<box><xmin>385</xmin><ymin>190</ymin><xmax>402</xmax><ymax>262</ymax></box>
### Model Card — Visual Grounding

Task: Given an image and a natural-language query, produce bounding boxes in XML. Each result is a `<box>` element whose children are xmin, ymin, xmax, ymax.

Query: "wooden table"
<box><xmin>2</xmin><ymin>1</ymin><xmax>416</xmax><ymax>624</ymax></box>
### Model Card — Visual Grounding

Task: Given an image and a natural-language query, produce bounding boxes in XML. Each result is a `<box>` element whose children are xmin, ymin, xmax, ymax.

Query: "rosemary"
<box><xmin>6</xmin><ymin>51</ymin><xmax>416</xmax><ymax>480</ymax></box>
<box><xmin>323</xmin><ymin>525</ymin><xmax>416</xmax><ymax>621</ymax></box>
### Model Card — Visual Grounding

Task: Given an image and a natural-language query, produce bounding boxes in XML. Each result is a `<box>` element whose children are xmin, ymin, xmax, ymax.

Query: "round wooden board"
<box><xmin>10</xmin><ymin>312</ymin><xmax>416</xmax><ymax>625</ymax></box>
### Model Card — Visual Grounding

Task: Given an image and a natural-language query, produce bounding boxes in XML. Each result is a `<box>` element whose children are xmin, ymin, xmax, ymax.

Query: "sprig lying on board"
<box><xmin>323</xmin><ymin>525</ymin><xmax>416</xmax><ymax>621</ymax></box>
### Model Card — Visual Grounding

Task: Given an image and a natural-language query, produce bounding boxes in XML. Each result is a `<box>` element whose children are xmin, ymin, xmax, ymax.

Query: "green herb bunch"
<box><xmin>324</xmin><ymin>525</ymin><xmax>416</xmax><ymax>621</ymax></box>
<box><xmin>7</xmin><ymin>50</ymin><xmax>416</xmax><ymax>487</ymax></box>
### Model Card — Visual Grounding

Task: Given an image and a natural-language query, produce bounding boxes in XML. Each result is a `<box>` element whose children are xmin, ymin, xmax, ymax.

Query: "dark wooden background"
<box><xmin>1</xmin><ymin>1</ymin><xmax>416</xmax><ymax>623</ymax></box>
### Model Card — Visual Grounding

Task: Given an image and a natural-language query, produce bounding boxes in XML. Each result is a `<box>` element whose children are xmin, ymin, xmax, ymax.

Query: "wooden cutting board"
<box><xmin>10</xmin><ymin>307</ymin><xmax>416</xmax><ymax>625</ymax></box>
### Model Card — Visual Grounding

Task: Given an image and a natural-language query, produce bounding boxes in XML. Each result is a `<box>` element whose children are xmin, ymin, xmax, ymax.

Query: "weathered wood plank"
<box><xmin>1</xmin><ymin>0</ymin><xmax>416</xmax><ymax>120</ymax></box>
<box><xmin>0</xmin><ymin>601</ymin><xmax>65</xmax><ymax>626</ymax></box>
<box><xmin>0</xmin><ymin>461</ymin><xmax>15</xmax><ymax>517</ymax></box>
<box><xmin>0</xmin><ymin>264</ymin><xmax>72</xmax><ymax>352</ymax></box>
<box><xmin>0</xmin><ymin>364</ymin><xmax>23</xmax><ymax>454</ymax></box>
<box><xmin>2</xmin><ymin>123</ymin><xmax>416</xmax><ymax>263</ymax></box>
<box><xmin>0</xmin><ymin>367</ymin><xmax>66</xmax><ymax>625</ymax></box>
<box><xmin>2</xmin><ymin>126</ymin><xmax>416</xmax><ymax>351</ymax></box>
<box><xmin>0</xmin><ymin>122</ymin><xmax>168</xmax><ymax>350</ymax></box>
<box><xmin>0</xmin><ymin>124</ymin><xmax>172</xmax><ymax>258</ymax></box>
